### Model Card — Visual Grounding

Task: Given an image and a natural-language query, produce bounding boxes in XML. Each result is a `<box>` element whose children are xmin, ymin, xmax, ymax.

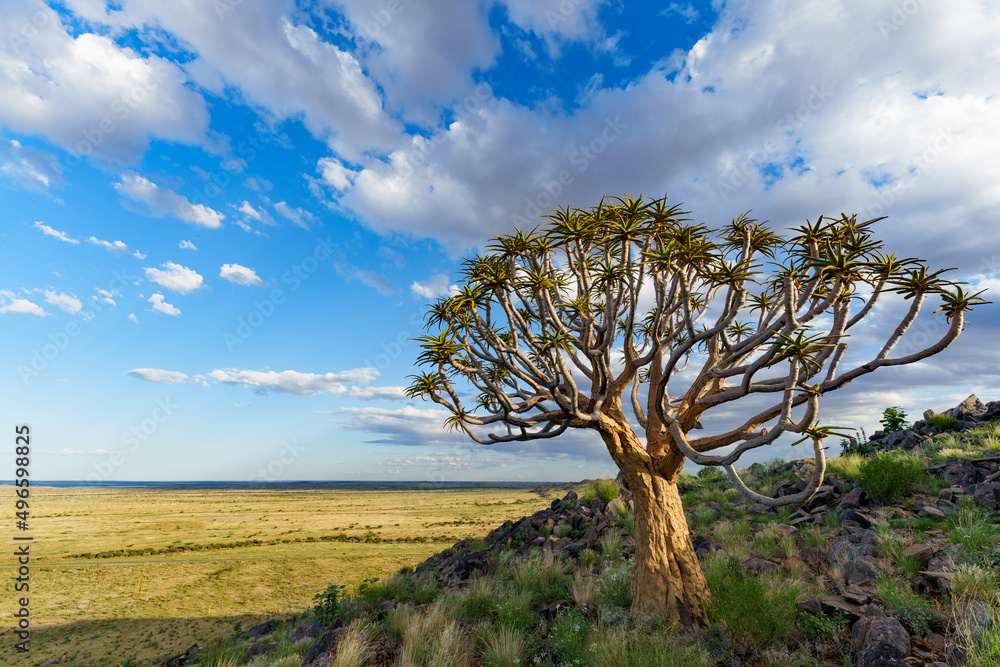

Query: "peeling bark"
<box><xmin>623</xmin><ymin>462</ymin><xmax>708</xmax><ymax>626</ymax></box>
<box><xmin>598</xmin><ymin>408</ymin><xmax>708</xmax><ymax>627</ymax></box>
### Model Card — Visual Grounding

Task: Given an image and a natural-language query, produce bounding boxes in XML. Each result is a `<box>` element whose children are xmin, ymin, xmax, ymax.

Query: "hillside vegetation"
<box><xmin>167</xmin><ymin>397</ymin><xmax>1000</xmax><ymax>667</ymax></box>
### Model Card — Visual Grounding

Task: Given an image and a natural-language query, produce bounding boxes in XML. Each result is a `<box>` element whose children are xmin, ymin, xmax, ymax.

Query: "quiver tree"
<box><xmin>405</xmin><ymin>195</ymin><xmax>988</xmax><ymax>626</ymax></box>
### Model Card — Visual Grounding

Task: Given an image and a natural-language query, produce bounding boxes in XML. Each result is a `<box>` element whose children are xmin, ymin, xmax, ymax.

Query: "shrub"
<box><xmin>697</xmin><ymin>466</ymin><xmax>726</xmax><ymax>483</ymax></box>
<box><xmin>705</xmin><ymin>557</ymin><xmax>799</xmax><ymax>649</ymax></box>
<box><xmin>583</xmin><ymin>478</ymin><xmax>619</xmax><ymax>502</ymax></box>
<box><xmin>857</xmin><ymin>452</ymin><xmax>923</xmax><ymax>503</ymax></box>
<box><xmin>880</xmin><ymin>406</ymin><xmax>909</xmax><ymax>433</ymax></box>
<box><xmin>930</xmin><ymin>412</ymin><xmax>958</xmax><ymax>430</ymax></box>
<box><xmin>312</xmin><ymin>584</ymin><xmax>347</xmax><ymax>624</ymax></box>
<box><xmin>799</xmin><ymin>609</ymin><xmax>850</xmax><ymax>639</ymax></box>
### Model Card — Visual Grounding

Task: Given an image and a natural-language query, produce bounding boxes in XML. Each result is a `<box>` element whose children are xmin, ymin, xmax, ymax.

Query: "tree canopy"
<box><xmin>407</xmin><ymin>195</ymin><xmax>987</xmax><ymax>496</ymax></box>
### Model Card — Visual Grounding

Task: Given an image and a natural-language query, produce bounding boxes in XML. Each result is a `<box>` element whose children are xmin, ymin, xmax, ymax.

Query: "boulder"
<box><xmin>971</xmin><ymin>482</ymin><xmax>1000</xmax><ymax>510</ymax></box>
<box><xmin>852</xmin><ymin>607</ymin><xmax>911</xmax><ymax>667</ymax></box>
<box><xmin>158</xmin><ymin>645</ymin><xmax>201</xmax><ymax>667</ymax></box>
<box><xmin>291</xmin><ymin>623</ymin><xmax>327</xmax><ymax>641</ymax></box>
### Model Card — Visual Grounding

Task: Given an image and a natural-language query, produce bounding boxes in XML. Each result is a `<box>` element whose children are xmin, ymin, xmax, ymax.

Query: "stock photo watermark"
<box><xmin>512</xmin><ymin>115</ymin><xmax>629</xmax><ymax>225</ymax></box>
<box><xmin>223</xmin><ymin>236</ymin><xmax>336</xmax><ymax>351</ymax></box>
<box><xmin>86</xmin><ymin>399</ymin><xmax>179</xmax><ymax>484</ymax></box>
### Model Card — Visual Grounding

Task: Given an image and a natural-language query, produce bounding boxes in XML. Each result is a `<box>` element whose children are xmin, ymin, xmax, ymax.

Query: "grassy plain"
<box><xmin>0</xmin><ymin>483</ymin><xmax>553</xmax><ymax>666</ymax></box>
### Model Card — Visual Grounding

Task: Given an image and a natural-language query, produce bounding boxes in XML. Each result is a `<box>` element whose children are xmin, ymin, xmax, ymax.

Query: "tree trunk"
<box><xmin>624</xmin><ymin>464</ymin><xmax>709</xmax><ymax>626</ymax></box>
<box><xmin>597</xmin><ymin>408</ymin><xmax>708</xmax><ymax>627</ymax></box>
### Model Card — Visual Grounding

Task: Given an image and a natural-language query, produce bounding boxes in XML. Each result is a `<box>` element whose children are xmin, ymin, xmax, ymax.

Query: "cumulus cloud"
<box><xmin>219</xmin><ymin>263</ymin><xmax>266</xmax><ymax>287</ymax></box>
<box><xmin>208</xmin><ymin>368</ymin><xmax>380</xmax><ymax>395</ymax></box>
<box><xmin>0</xmin><ymin>291</ymin><xmax>46</xmax><ymax>316</ymax></box>
<box><xmin>411</xmin><ymin>274</ymin><xmax>457</xmax><ymax>300</ymax></box>
<box><xmin>128</xmin><ymin>313</ymin><xmax>139</xmax><ymax>323</ymax></box>
<box><xmin>44</xmin><ymin>290</ymin><xmax>82</xmax><ymax>314</ymax></box>
<box><xmin>127</xmin><ymin>368</ymin><xmax>188</xmax><ymax>383</ymax></box>
<box><xmin>147</xmin><ymin>293</ymin><xmax>180</xmax><ymax>316</ymax></box>
<box><xmin>179</xmin><ymin>240</ymin><xmax>198</xmax><ymax>251</ymax></box>
<box><xmin>34</xmin><ymin>221</ymin><xmax>78</xmax><ymax>244</ymax></box>
<box><xmin>0</xmin><ymin>0</ymin><xmax>212</xmax><ymax>163</ymax></box>
<box><xmin>144</xmin><ymin>262</ymin><xmax>204</xmax><ymax>294</ymax></box>
<box><xmin>115</xmin><ymin>172</ymin><xmax>224</xmax><ymax>228</ymax></box>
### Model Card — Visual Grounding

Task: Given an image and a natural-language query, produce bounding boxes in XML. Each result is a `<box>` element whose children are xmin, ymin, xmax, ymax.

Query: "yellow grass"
<box><xmin>0</xmin><ymin>484</ymin><xmax>551</xmax><ymax>666</ymax></box>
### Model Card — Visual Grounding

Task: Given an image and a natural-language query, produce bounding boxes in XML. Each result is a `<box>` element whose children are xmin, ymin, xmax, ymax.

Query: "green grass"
<box><xmin>947</xmin><ymin>496</ymin><xmax>1000</xmax><ymax>561</ymax></box>
<box><xmin>876</xmin><ymin>575</ymin><xmax>935</xmax><ymax>636</ymax></box>
<box><xmin>930</xmin><ymin>412</ymin><xmax>958</xmax><ymax>430</ymax></box>
<box><xmin>857</xmin><ymin>452</ymin><xmax>925</xmax><ymax>503</ymax></box>
<box><xmin>582</xmin><ymin>478</ymin><xmax>619</xmax><ymax>502</ymax></box>
<box><xmin>704</xmin><ymin>556</ymin><xmax>800</xmax><ymax>649</ymax></box>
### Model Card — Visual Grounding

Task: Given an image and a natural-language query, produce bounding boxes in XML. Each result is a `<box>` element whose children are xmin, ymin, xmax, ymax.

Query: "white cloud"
<box><xmin>34</xmin><ymin>221</ymin><xmax>78</xmax><ymax>244</ymax></box>
<box><xmin>61</xmin><ymin>1</ymin><xmax>402</xmax><ymax>161</ymax></box>
<box><xmin>147</xmin><ymin>293</ymin><xmax>180</xmax><ymax>316</ymax></box>
<box><xmin>144</xmin><ymin>262</ymin><xmax>204</xmax><ymax>294</ymax></box>
<box><xmin>411</xmin><ymin>274</ymin><xmax>457</xmax><ymax>300</ymax></box>
<box><xmin>95</xmin><ymin>288</ymin><xmax>119</xmax><ymax>306</ymax></box>
<box><xmin>128</xmin><ymin>313</ymin><xmax>139</xmax><ymax>323</ymax></box>
<box><xmin>115</xmin><ymin>172</ymin><xmax>224</xmax><ymax>229</ymax></box>
<box><xmin>274</xmin><ymin>201</ymin><xmax>315</xmax><ymax>229</ymax></box>
<box><xmin>179</xmin><ymin>240</ymin><xmax>198</xmax><ymax>251</ymax></box>
<box><xmin>44</xmin><ymin>290</ymin><xmax>82</xmax><ymax>314</ymax></box>
<box><xmin>219</xmin><ymin>263</ymin><xmax>266</xmax><ymax>287</ymax></box>
<box><xmin>127</xmin><ymin>368</ymin><xmax>188</xmax><ymax>383</ymax></box>
<box><xmin>0</xmin><ymin>138</ymin><xmax>66</xmax><ymax>193</ymax></box>
<box><xmin>208</xmin><ymin>368</ymin><xmax>379</xmax><ymax>396</ymax></box>
<box><xmin>235</xmin><ymin>201</ymin><xmax>273</xmax><ymax>225</ymax></box>
<box><xmin>0</xmin><ymin>0</ymin><xmax>211</xmax><ymax>163</ymax></box>
<box><xmin>341</xmin><ymin>386</ymin><xmax>408</xmax><ymax>400</ymax></box>
<box><xmin>317</xmin><ymin>157</ymin><xmax>355</xmax><ymax>190</ymax></box>
<box><xmin>332</xmin><ymin>256</ymin><xmax>396</xmax><ymax>295</ymax></box>
<box><xmin>0</xmin><ymin>291</ymin><xmax>46</xmax><ymax>316</ymax></box>
<box><xmin>86</xmin><ymin>236</ymin><xmax>142</xmax><ymax>258</ymax></box>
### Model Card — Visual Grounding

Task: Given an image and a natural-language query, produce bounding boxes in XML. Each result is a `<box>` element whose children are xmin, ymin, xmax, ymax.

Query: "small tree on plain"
<box><xmin>406</xmin><ymin>195</ymin><xmax>987</xmax><ymax>626</ymax></box>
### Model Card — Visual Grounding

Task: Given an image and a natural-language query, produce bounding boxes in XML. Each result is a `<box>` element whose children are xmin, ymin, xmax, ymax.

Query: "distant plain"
<box><xmin>1</xmin><ymin>483</ymin><xmax>554</xmax><ymax>665</ymax></box>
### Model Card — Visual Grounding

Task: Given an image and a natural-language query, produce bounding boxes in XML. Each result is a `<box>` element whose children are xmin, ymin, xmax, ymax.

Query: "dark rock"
<box><xmin>796</xmin><ymin>596</ymin><xmax>824</xmax><ymax>615</ymax></box>
<box><xmin>845</xmin><ymin>556</ymin><xmax>879</xmax><ymax>585</ymax></box>
<box><xmin>951</xmin><ymin>395</ymin><xmax>988</xmax><ymax>421</ymax></box>
<box><xmin>847</xmin><ymin>543</ymin><xmax>878</xmax><ymax>560</ymax></box>
<box><xmin>841</xmin><ymin>508</ymin><xmax>874</xmax><ymax>529</ymax></box>
<box><xmin>290</xmin><ymin>623</ymin><xmax>327</xmax><ymax>641</ymax></box>
<box><xmin>883</xmin><ymin>430</ymin><xmax>929</xmax><ymax>451</ymax></box>
<box><xmin>940</xmin><ymin>487</ymin><xmax>966</xmax><ymax>503</ymax></box>
<box><xmin>158</xmin><ymin>644</ymin><xmax>201</xmax><ymax>667</ymax></box>
<box><xmin>903</xmin><ymin>544</ymin><xmax>934</xmax><ymax>568</ymax></box>
<box><xmin>971</xmin><ymin>482</ymin><xmax>1000</xmax><ymax>510</ymax></box>
<box><xmin>821</xmin><ymin>596</ymin><xmax>865</xmax><ymax>622</ymax></box>
<box><xmin>588</xmin><ymin>497</ymin><xmax>605</xmax><ymax>512</ymax></box>
<box><xmin>800</xmin><ymin>546</ymin><xmax>827</xmax><ymax>570</ymax></box>
<box><xmin>852</xmin><ymin>607</ymin><xmax>911</xmax><ymax>667</ymax></box>
<box><xmin>245</xmin><ymin>620</ymin><xmax>276</xmax><ymax>638</ymax></box>
<box><xmin>246</xmin><ymin>643</ymin><xmax>276</xmax><ymax>659</ymax></box>
<box><xmin>302</xmin><ymin>619</ymin><xmax>342</xmax><ymax>665</ymax></box>
<box><xmin>743</xmin><ymin>557</ymin><xmax>782</xmax><ymax>575</ymax></box>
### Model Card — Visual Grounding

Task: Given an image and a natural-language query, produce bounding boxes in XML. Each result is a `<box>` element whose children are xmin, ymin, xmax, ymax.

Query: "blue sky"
<box><xmin>2</xmin><ymin>0</ymin><xmax>999</xmax><ymax>482</ymax></box>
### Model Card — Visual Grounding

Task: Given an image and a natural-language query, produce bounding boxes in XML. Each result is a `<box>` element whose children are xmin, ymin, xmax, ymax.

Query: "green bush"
<box><xmin>696</xmin><ymin>466</ymin><xmax>726</xmax><ymax>483</ymax></box>
<box><xmin>857</xmin><ymin>452</ymin><xmax>923</xmax><ymax>503</ymax></box>
<box><xmin>583</xmin><ymin>478</ymin><xmax>619</xmax><ymax>502</ymax></box>
<box><xmin>705</xmin><ymin>557</ymin><xmax>799</xmax><ymax>649</ymax></box>
<box><xmin>312</xmin><ymin>584</ymin><xmax>347</xmax><ymax>624</ymax></box>
<box><xmin>799</xmin><ymin>609</ymin><xmax>850</xmax><ymax>639</ymax></box>
<box><xmin>880</xmin><ymin>406</ymin><xmax>909</xmax><ymax>433</ymax></box>
<box><xmin>930</xmin><ymin>412</ymin><xmax>958</xmax><ymax>430</ymax></box>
